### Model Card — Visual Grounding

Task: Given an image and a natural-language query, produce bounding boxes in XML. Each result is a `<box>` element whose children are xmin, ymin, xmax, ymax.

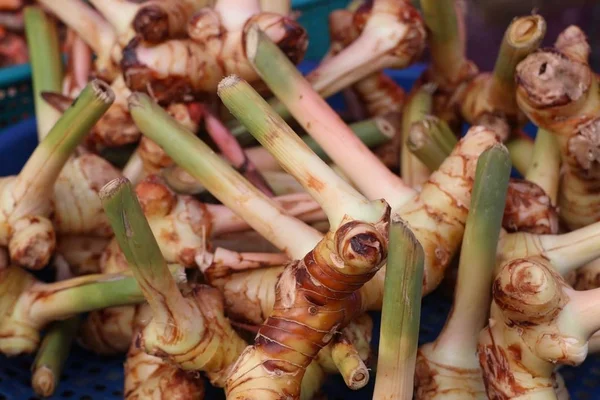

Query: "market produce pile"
<box><xmin>2</xmin><ymin>0</ymin><xmax>600</xmax><ymax>399</ymax></box>
<box><xmin>0</xmin><ymin>0</ymin><xmax>32</xmax><ymax>66</ymax></box>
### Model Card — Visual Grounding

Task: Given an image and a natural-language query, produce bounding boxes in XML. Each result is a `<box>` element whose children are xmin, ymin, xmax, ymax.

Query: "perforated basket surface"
<box><xmin>1</xmin><ymin>64</ymin><xmax>599</xmax><ymax>400</ymax></box>
<box><xmin>1</xmin><ymin>289</ymin><xmax>599</xmax><ymax>400</ymax></box>
<box><xmin>0</xmin><ymin>63</ymin><xmax>34</xmax><ymax>130</ymax></box>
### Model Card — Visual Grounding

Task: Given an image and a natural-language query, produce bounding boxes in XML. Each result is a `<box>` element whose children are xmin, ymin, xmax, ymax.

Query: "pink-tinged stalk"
<box><xmin>218</xmin><ymin>74</ymin><xmax>389</xmax><ymax>230</ymax></box>
<box><xmin>245</xmin><ymin>25</ymin><xmax>416</xmax><ymax>209</ymax></box>
<box><xmin>197</xmin><ymin>247</ymin><xmax>289</xmax><ymax>281</ymax></box>
<box><xmin>206</xmin><ymin>193</ymin><xmax>326</xmax><ymax>236</ymax></box>
<box><xmin>204</xmin><ymin>109</ymin><xmax>275</xmax><ymax>196</ymax></box>
<box><xmin>36</xmin><ymin>0</ymin><xmax>117</xmax><ymax>78</ymax></box>
<box><xmin>62</xmin><ymin>30</ymin><xmax>92</xmax><ymax>98</ymax></box>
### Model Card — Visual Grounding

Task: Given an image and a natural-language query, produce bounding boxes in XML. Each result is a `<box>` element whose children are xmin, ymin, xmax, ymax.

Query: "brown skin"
<box><xmin>79</xmin><ymin>304</ymin><xmax>142</xmax><ymax>355</ymax></box>
<box><xmin>52</xmin><ymin>154</ymin><xmax>122</xmax><ymax>237</ymax></box>
<box><xmin>416</xmin><ymin>64</ymin><xmax>478</xmax><ymax>134</ymax></box>
<box><xmin>79</xmin><ymin>176</ymin><xmax>214</xmax><ymax>354</ymax></box>
<box><xmin>122</xmin><ymin>12</ymin><xmax>307</xmax><ymax>104</ymax></box>
<box><xmin>458</xmin><ymin>15</ymin><xmax>546</xmax><ymax>142</ymax></box>
<box><xmin>479</xmin><ymin>257</ymin><xmax>596</xmax><ymax>399</ymax></box>
<box><xmin>226</xmin><ymin>210</ymin><xmax>390</xmax><ymax>399</ymax></box>
<box><xmin>43</xmin><ymin>92</ymin><xmax>202</xmax><ymax>150</ymax></box>
<box><xmin>124</xmin><ymin>305</ymin><xmax>205</xmax><ymax>400</ymax></box>
<box><xmin>56</xmin><ymin>236</ymin><xmax>109</xmax><ymax>276</ymax></box>
<box><xmin>132</xmin><ymin>0</ymin><xmax>216</xmax><ymax>43</ymax></box>
<box><xmin>503</xmin><ymin>179</ymin><xmax>559</xmax><ymax>235</ymax></box>
<box><xmin>210</xmin><ymin>127</ymin><xmax>501</xmax><ymax>329</ymax></box>
<box><xmin>516</xmin><ymin>26</ymin><xmax>600</xmax><ymax>230</ymax></box>
<box><xmin>351</xmin><ymin>0</ymin><xmax>426</xmax><ymax>69</ymax></box>
<box><xmin>458</xmin><ymin>73</ymin><xmax>528</xmax><ymax>142</ymax></box>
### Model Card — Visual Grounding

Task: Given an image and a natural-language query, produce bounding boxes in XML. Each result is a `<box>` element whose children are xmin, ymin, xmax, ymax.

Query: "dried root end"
<box><xmin>91</xmin><ymin>79</ymin><xmax>116</xmax><ymax>105</ymax></box>
<box><xmin>555</xmin><ymin>25</ymin><xmax>590</xmax><ymax>64</ymax></box>
<box><xmin>32</xmin><ymin>366</ymin><xmax>56</xmax><ymax>397</ymax></box>
<box><xmin>9</xmin><ymin>216</ymin><xmax>56</xmax><ymax>270</ymax></box>
<box><xmin>516</xmin><ymin>50</ymin><xmax>591</xmax><ymax>109</ymax></box>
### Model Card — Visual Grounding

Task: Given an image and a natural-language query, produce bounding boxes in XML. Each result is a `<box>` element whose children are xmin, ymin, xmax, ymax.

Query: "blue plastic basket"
<box><xmin>0</xmin><ymin>63</ymin><xmax>34</xmax><ymax>130</ymax></box>
<box><xmin>1</xmin><ymin>59</ymin><xmax>600</xmax><ymax>399</ymax></box>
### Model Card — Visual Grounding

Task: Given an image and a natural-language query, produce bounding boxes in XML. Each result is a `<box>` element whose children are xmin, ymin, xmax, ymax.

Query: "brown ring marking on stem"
<box><xmin>478</xmin><ymin>328</ymin><xmax>529</xmax><ymax>400</ymax></box>
<box><xmin>492</xmin><ymin>258</ymin><xmax>566</xmax><ymax>325</ymax></box>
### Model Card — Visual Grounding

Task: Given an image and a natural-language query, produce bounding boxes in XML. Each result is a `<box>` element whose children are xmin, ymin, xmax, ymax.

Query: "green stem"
<box><xmin>229</xmin><ymin>98</ymin><xmax>291</xmax><ymax>146</ymax></box>
<box><xmin>434</xmin><ymin>144</ymin><xmax>511</xmax><ymax>354</ymax></box>
<box><xmin>401</xmin><ymin>86</ymin><xmax>434</xmax><ymax>187</ymax></box>
<box><xmin>505</xmin><ymin>137</ymin><xmax>533</xmax><ymax>176</ymax></box>
<box><xmin>218</xmin><ymin>75</ymin><xmax>383</xmax><ymax>229</ymax></box>
<box><xmin>12</xmin><ymin>80</ymin><xmax>114</xmax><ymax>219</ymax></box>
<box><xmin>245</xmin><ymin>24</ymin><xmax>413</xmax><ymax>208</ymax></box>
<box><xmin>100</xmin><ymin>178</ymin><xmax>189</xmax><ymax>326</ymax></box>
<box><xmin>31</xmin><ymin>316</ymin><xmax>81</xmax><ymax>397</ymax></box>
<box><xmin>32</xmin><ymin>266</ymin><xmax>184</xmax><ymax>326</ymax></box>
<box><xmin>228</xmin><ymin>93</ymin><xmax>392</xmax><ymax>150</ymax></box>
<box><xmin>129</xmin><ymin>93</ymin><xmax>322</xmax><ymax>259</ymax></box>
<box><xmin>24</xmin><ymin>6</ymin><xmax>63</xmax><ymax>141</ymax></box>
<box><xmin>373</xmin><ymin>216</ymin><xmax>424</xmax><ymax>400</ymax></box>
<box><xmin>491</xmin><ymin>15</ymin><xmax>546</xmax><ymax>101</ymax></box>
<box><xmin>420</xmin><ymin>0</ymin><xmax>466</xmax><ymax>84</ymax></box>
<box><xmin>406</xmin><ymin>116</ymin><xmax>457</xmax><ymax>171</ymax></box>
<box><xmin>525</xmin><ymin>128</ymin><xmax>561</xmax><ymax>205</ymax></box>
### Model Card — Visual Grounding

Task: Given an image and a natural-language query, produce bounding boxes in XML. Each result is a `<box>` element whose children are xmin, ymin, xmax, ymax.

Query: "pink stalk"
<box><xmin>206</xmin><ymin>192</ymin><xmax>326</xmax><ymax>235</ymax></box>
<box><xmin>62</xmin><ymin>30</ymin><xmax>92</xmax><ymax>98</ymax></box>
<box><xmin>37</xmin><ymin>0</ymin><xmax>117</xmax><ymax>78</ymax></box>
<box><xmin>197</xmin><ymin>247</ymin><xmax>289</xmax><ymax>281</ymax></box>
<box><xmin>204</xmin><ymin>109</ymin><xmax>275</xmax><ymax>197</ymax></box>
<box><xmin>246</xmin><ymin>25</ymin><xmax>416</xmax><ymax>208</ymax></box>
